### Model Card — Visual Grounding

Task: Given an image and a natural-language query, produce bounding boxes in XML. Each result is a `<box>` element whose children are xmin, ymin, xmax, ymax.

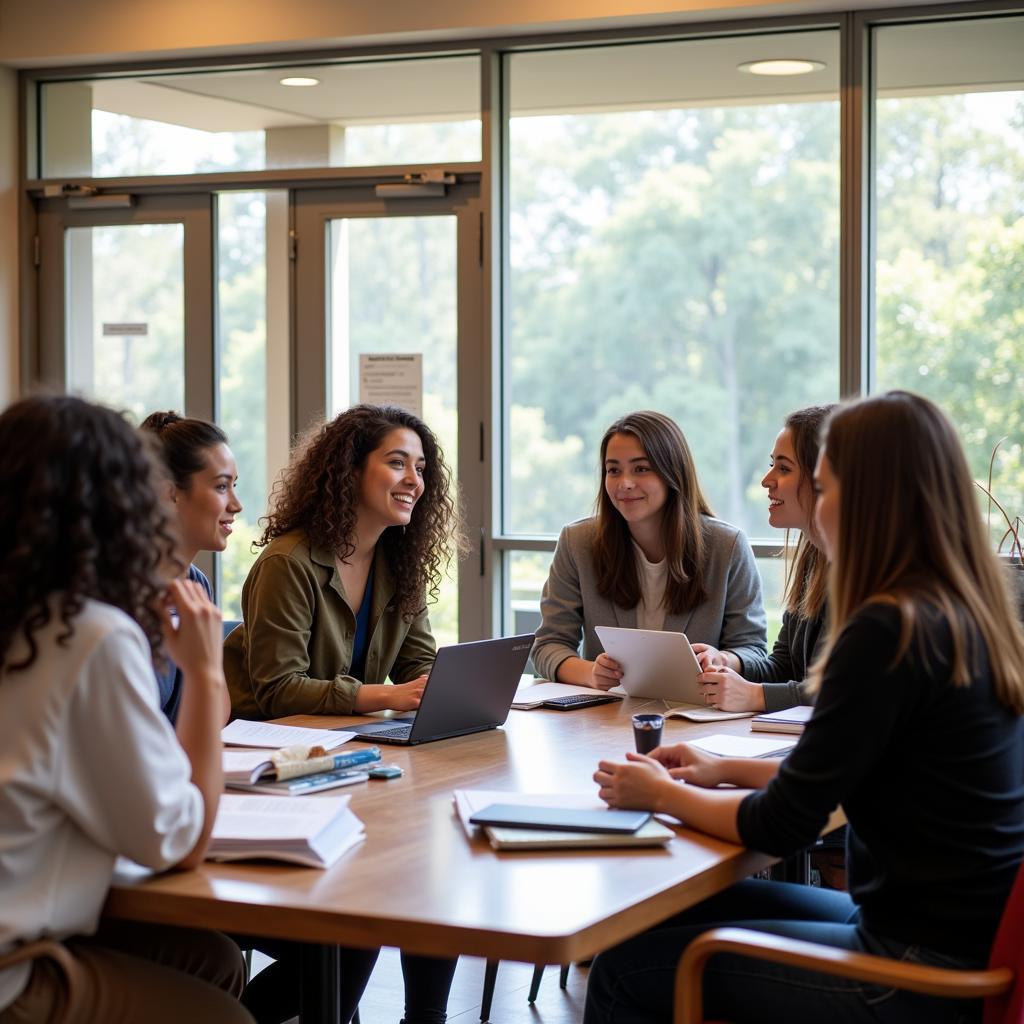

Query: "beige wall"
<box><xmin>0</xmin><ymin>66</ymin><xmax>17</xmax><ymax>408</ymax></box>
<box><xmin>0</xmin><ymin>0</ymin><xmax>941</xmax><ymax>66</ymax></box>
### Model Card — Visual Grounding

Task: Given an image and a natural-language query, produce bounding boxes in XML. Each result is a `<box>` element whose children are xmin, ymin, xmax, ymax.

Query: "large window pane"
<box><xmin>41</xmin><ymin>55</ymin><xmax>481</xmax><ymax>178</ymax></box>
<box><xmin>218</xmin><ymin>191</ymin><xmax>272</xmax><ymax>619</ymax></box>
<box><xmin>327</xmin><ymin>215</ymin><xmax>459</xmax><ymax>648</ymax></box>
<box><xmin>506</xmin><ymin>32</ymin><xmax>840</xmax><ymax>542</ymax></box>
<box><xmin>65</xmin><ymin>223</ymin><xmax>184</xmax><ymax>417</ymax></box>
<box><xmin>873</xmin><ymin>15</ymin><xmax>1024</xmax><ymax>548</ymax></box>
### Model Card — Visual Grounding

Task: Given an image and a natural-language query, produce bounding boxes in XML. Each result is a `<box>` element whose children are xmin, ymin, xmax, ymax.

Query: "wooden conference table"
<box><xmin>104</xmin><ymin>698</ymin><xmax>791</xmax><ymax>1023</ymax></box>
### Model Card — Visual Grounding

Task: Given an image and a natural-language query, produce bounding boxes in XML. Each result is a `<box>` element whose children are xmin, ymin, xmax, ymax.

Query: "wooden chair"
<box><xmin>674</xmin><ymin>855</ymin><xmax>1024</xmax><ymax>1024</ymax></box>
<box><xmin>0</xmin><ymin>940</ymin><xmax>79</xmax><ymax>1022</ymax></box>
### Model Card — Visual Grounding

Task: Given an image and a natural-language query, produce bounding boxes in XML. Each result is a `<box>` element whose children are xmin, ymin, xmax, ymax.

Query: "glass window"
<box><xmin>505</xmin><ymin>31</ymin><xmax>841</xmax><ymax>545</ymax></box>
<box><xmin>872</xmin><ymin>15</ymin><xmax>1024</xmax><ymax>547</ymax></box>
<box><xmin>40</xmin><ymin>54</ymin><xmax>481</xmax><ymax>178</ymax></box>
<box><xmin>65</xmin><ymin>223</ymin><xmax>185</xmax><ymax>417</ymax></box>
<box><xmin>217</xmin><ymin>191</ymin><xmax>273</xmax><ymax>619</ymax></box>
<box><xmin>326</xmin><ymin>215</ymin><xmax>460</xmax><ymax>648</ymax></box>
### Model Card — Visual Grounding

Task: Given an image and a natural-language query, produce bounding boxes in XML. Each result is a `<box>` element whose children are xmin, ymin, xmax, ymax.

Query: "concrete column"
<box><xmin>265</xmin><ymin>124</ymin><xmax>345</xmax><ymax>170</ymax></box>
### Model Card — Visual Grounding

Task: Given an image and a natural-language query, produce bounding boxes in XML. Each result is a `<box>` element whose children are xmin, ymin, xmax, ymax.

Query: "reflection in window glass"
<box><xmin>41</xmin><ymin>55</ymin><xmax>481</xmax><ymax>178</ymax></box>
<box><xmin>873</xmin><ymin>16</ymin><xmax>1024</xmax><ymax>548</ymax></box>
<box><xmin>218</xmin><ymin>192</ymin><xmax>270</xmax><ymax>619</ymax></box>
<box><xmin>65</xmin><ymin>223</ymin><xmax>185</xmax><ymax>419</ymax></box>
<box><xmin>506</xmin><ymin>33</ymin><xmax>841</xmax><ymax>542</ymax></box>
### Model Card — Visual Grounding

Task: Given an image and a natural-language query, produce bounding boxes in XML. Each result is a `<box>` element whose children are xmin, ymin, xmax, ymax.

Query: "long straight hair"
<box><xmin>593</xmin><ymin>411</ymin><xmax>713</xmax><ymax>614</ymax></box>
<box><xmin>781</xmin><ymin>405</ymin><xmax>834</xmax><ymax>620</ymax></box>
<box><xmin>810</xmin><ymin>391</ymin><xmax>1024</xmax><ymax>713</ymax></box>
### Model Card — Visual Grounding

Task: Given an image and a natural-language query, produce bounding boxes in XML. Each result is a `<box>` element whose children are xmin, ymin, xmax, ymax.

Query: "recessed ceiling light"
<box><xmin>279</xmin><ymin>76</ymin><xmax>320</xmax><ymax>87</ymax></box>
<box><xmin>737</xmin><ymin>59</ymin><xmax>826</xmax><ymax>76</ymax></box>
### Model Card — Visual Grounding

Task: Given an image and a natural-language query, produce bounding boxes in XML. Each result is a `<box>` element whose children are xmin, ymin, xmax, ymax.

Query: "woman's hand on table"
<box><xmin>594</xmin><ymin>752</ymin><xmax>674</xmax><ymax>811</ymax></box>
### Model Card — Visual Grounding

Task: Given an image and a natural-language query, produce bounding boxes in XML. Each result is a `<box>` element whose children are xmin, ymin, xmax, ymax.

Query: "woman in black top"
<box><xmin>587</xmin><ymin>391</ymin><xmax>1024</xmax><ymax>1024</ymax></box>
<box><xmin>693</xmin><ymin>404</ymin><xmax>833</xmax><ymax>712</ymax></box>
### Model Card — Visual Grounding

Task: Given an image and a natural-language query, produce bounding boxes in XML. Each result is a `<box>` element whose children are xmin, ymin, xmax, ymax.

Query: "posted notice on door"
<box><xmin>359</xmin><ymin>354</ymin><xmax>423</xmax><ymax>418</ymax></box>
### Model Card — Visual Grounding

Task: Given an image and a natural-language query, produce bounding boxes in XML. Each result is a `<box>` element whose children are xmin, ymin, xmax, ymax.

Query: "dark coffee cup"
<box><xmin>632</xmin><ymin>713</ymin><xmax>664</xmax><ymax>755</ymax></box>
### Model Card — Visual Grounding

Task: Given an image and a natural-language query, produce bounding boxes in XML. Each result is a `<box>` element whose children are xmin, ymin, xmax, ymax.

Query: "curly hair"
<box><xmin>260</xmin><ymin>405</ymin><xmax>465</xmax><ymax>620</ymax></box>
<box><xmin>0</xmin><ymin>395</ymin><xmax>179</xmax><ymax>673</ymax></box>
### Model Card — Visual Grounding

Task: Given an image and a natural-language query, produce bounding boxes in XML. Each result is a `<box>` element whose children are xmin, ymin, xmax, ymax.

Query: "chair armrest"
<box><xmin>0</xmin><ymin>940</ymin><xmax>79</xmax><ymax>1022</ymax></box>
<box><xmin>674</xmin><ymin>927</ymin><xmax>1012</xmax><ymax>1024</ymax></box>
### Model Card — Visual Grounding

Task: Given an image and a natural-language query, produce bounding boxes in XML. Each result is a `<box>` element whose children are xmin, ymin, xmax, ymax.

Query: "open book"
<box><xmin>208</xmin><ymin>793</ymin><xmax>365</xmax><ymax>868</ymax></box>
<box><xmin>453</xmin><ymin>789</ymin><xmax>675</xmax><ymax>851</ymax></box>
<box><xmin>223</xmin><ymin>745</ymin><xmax>381</xmax><ymax>786</ymax></box>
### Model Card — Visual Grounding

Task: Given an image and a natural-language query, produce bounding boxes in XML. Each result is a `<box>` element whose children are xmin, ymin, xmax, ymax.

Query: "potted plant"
<box><xmin>975</xmin><ymin>437</ymin><xmax>1023</xmax><ymax>619</ymax></box>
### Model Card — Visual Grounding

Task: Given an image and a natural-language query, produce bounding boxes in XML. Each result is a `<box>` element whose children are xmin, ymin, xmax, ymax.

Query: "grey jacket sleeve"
<box><xmin>716</xmin><ymin>528</ymin><xmax>768</xmax><ymax>666</ymax></box>
<box><xmin>530</xmin><ymin>526</ymin><xmax>585</xmax><ymax>681</ymax></box>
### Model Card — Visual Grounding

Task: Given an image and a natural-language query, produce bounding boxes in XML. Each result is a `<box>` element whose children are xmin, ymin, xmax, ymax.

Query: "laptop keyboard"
<box><xmin>367</xmin><ymin>726</ymin><xmax>413</xmax><ymax>739</ymax></box>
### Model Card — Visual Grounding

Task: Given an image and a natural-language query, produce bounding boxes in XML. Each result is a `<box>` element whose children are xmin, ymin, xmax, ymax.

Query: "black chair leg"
<box><xmin>558</xmin><ymin>963</ymin><xmax>570</xmax><ymax>988</ymax></box>
<box><xmin>528</xmin><ymin>964</ymin><xmax>545</xmax><ymax>1003</ymax></box>
<box><xmin>480</xmin><ymin>959</ymin><xmax>499</xmax><ymax>1021</ymax></box>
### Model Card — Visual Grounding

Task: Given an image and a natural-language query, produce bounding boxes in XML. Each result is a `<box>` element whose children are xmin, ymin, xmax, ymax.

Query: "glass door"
<box><xmin>37</xmin><ymin>194</ymin><xmax>214</xmax><ymax>417</ymax></box>
<box><xmin>294</xmin><ymin>183</ymin><xmax>485</xmax><ymax>644</ymax></box>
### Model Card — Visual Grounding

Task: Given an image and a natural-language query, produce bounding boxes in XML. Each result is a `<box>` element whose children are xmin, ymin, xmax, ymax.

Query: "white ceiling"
<box><xmin>55</xmin><ymin>15</ymin><xmax>1024</xmax><ymax>133</ymax></box>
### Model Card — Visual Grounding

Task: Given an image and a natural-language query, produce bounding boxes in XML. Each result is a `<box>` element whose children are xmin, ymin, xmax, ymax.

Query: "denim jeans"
<box><xmin>583</xmin><ymin>879</ymin><xmax>982</xmax><ymax>1024</ymax></box>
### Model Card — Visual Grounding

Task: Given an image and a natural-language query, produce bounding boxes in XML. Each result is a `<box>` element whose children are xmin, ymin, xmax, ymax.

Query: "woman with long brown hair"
<box><xmin>694</xmin><ymin>404</ymin><xmax>834</xmax><ymax>712</ymax></box>
<box><xmin>587</xmin><ymin>391</ymin><xmax>1024</xmax><ymax>1024</ymax></box>
<box><xmin>531</xmin><ymin>410</ymin><xmax>766</xmax><ymax>689</ymax></box>
<box><xmin>224</xmin><ymin>403</ymin><xmax>463</xmax><ymax>1024</ymax></box>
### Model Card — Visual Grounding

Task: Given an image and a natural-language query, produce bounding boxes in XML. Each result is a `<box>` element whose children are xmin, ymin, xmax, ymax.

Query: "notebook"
<box><xmin>750</xmin><ymin>705</ymin><xmax>815</xmax><ymax>734</ymax></box>
<box><xmin>345</xmin><ymin>634</ymin><xmax>534</xmax><ymax>745</ymax></box>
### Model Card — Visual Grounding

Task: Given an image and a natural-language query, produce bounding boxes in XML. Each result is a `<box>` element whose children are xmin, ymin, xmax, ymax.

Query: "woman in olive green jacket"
<box><xmin>225</xmin><ymin>404</ymin><xmax>461</xmax><ymax>721</ymax></box>
<box><xmin>226</xmin><ymin>403</ymin><xmax>464</xmax><ymax>1024</ymax></box>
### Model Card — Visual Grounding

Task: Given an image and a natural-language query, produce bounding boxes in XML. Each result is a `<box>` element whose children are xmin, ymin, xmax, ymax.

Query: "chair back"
<box><xmin>985</xmin><ymin>854</ymin><xmax>1024</xmax><ymax>1024</ymax></box>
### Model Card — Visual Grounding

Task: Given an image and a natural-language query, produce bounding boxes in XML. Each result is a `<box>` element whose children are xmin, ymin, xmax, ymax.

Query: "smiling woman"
<box><xmin>531</xmin><ymin>409</ymin><xmax>767</xmax><ymax>690</ymax></box>
<box><xmin>141</xmin><ymin>410</ymin><xmax>242</xmax><ymax>724</ymax></box>
<box><xmin>219</xmin><ymin>403</ymin><xmax>465</xmax><ymax>1024</ymax></box>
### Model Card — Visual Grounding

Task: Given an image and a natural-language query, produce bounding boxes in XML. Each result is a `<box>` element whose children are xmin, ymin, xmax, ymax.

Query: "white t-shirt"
<box><xmin>0</xmin><ymin>599</ymin><xmax>203</xmax><ymax>1011</ymax></box>
<box><xmin>633</xmin><ymin>542</ymin><xmax>668</xmax><ymax>632</ymax></box>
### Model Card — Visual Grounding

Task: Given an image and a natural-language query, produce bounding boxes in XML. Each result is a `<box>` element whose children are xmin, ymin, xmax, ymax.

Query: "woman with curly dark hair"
<box><xmin>141</xmin><ymin>410</ymin><xmax>242</xmax><ymax>723</ymax></box>
<box><xmin>225</xmin><ymin>403</ymin><xmax>461</xmax><ymax>719</ymax></box>
<box><xmin>224</xmin><ymin>404</ymin><xmax>463</xmax><ymax>1024</ymax></box>
<box><xmin>0</xmin><ymin>395</ymin><xmax>251</xmax><ymax>1024</ymax></box>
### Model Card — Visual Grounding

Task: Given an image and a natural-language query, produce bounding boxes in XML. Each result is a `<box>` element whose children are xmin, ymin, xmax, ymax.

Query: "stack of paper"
<box><xmin>689</xmin><ymin>733</ymin><xmax>798</xmax><ymax>759</ymax></box>
<box><xmin>750</xmin><ymin>706</ymin><xmax>814</xmax><ymax>734</ymax></box>
<box><xmin>208</xmin><ymin>793</ymin><xmax>365</xmax><ymax>868</ymax></box>
<box><xmin>221</xmin><ymin>720</ymin><xmax>354</xmax><ymax>750</ymax></box>
<box><xmin>453</xmin><ymin>789</ymin><xmax>675</xmax><ymax>851</ymax></box>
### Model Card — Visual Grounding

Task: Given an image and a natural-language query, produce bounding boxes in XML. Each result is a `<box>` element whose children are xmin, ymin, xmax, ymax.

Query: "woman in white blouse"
<box><xmin>0</xmin><ymin>395</ymin><xmax>252</xmax><ymax>1024</ymax></box>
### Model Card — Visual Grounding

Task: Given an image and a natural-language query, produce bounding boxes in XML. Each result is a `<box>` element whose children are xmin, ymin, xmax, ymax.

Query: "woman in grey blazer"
<box><xmin>531</xmin><ymin>410</ymin><xmax>767</xmax><ymax>688</ymax></box>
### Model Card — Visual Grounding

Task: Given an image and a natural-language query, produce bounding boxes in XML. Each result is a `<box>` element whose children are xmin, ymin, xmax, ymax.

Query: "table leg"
<box><xmin>300</xmin><ymin>942</ymin><xmax>342</xmax><ymax>1024</ymax></box>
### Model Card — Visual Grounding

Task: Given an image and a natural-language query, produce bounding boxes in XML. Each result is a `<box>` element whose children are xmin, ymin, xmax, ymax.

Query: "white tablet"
<box><xmin>595</xmin><ymin>626</ymin><xmax>704</xmax><ymax>703</ymax></box>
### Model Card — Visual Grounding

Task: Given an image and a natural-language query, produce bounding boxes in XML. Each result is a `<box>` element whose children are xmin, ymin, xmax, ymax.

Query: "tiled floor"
<box><xmin>252</xmin><ymin>948</ymin><xmax>590</xmax><ymax>1024</ymax></box>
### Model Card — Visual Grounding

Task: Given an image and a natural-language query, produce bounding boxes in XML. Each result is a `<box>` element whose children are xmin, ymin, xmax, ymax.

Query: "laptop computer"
<box><xmin>343</xmin><ymin>634</ymin><xmax>534</xmax><ymax>745</ymax></box>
